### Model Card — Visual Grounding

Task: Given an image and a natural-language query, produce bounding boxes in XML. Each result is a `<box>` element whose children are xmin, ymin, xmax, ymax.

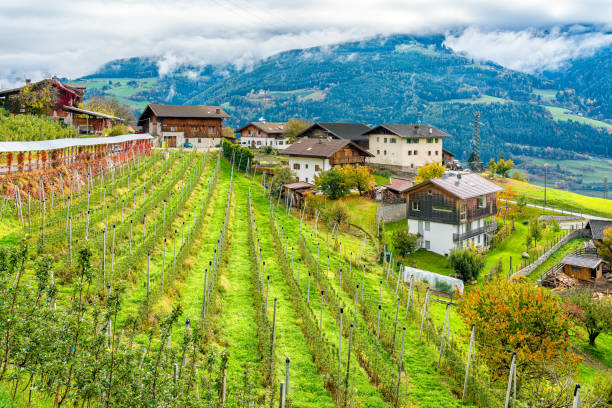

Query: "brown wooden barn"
<box><xmin>561</xmin><ymin>254</ymin><xmax>605</xmax><ymax>281</ymax></box>
<box><xmin>137</xmin><ymin>104</ymin><xmax>229</xmax><ymax>149</ymax></box>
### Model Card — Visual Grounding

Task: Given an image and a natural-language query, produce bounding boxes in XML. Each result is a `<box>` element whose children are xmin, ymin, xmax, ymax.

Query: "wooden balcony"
<box><xmin>453</xmin><ymin>222</ymin><xmax>497</xmax><ymax>242</ymax></box>
<box><xmin>330</xmin><ymin>156</ymin><xmax>366</xmax><ymax>165</ymax></box>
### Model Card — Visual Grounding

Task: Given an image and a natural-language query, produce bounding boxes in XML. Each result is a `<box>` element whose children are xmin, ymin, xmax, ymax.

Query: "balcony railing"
<box><xmin>330</xmin><ymin>156</ymin><xmax>365</xmax><ymax>165</ymax></box>
<box><xmin>453</xmin><ymin>222</ymin><xmax>497</xmax><ymax>242</ymax></box>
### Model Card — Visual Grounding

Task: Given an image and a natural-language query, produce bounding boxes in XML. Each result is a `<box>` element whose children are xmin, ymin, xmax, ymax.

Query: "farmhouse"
<box><xmin>280</xmin><ymin>138</ymin><xmax>373</xmax><ymax>183</ymax></box>
<box><xmin>297</xmin><ymin>122</ymin><xmax>371</xmax><ymax>149</ymax></box>
<box><xmin>404</xmin><ymin>172</ymin><xmax>501</xmax><ymax>255</ymax></box>
<box><xmin>365</xmin><ymin>124</ymin><xmax>451</xmax><ymax>173</ymax></box>
<box><xmin>237</xmin><ymin>122</ymin><xmax>288</xmax><ymax>149</ymax></box>
<box><xmin>137</xmin><ymin>104</ymin><xmax>229</xmax><ymax>149</ymax></box>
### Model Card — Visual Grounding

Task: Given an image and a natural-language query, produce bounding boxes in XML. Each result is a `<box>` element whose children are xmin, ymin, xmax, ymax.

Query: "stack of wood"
<box><xmin>549</xmin><ymin>272</ymin><xmax>578</xmax><ymax>290</ymax></box>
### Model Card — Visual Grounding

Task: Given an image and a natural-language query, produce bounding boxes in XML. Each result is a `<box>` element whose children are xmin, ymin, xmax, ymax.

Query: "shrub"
<box><xmin>510</xmin><ymin>170</ymin><xmax>529</xmax><ymax>182</ymax></box>
<box><xmin>322</xmin><ymin>203</ymin><xmax>350</xmax><ymax>228</ymax></box>
<box><xmin>392</xmin><ymin>230</ymin><xmax>418</xmax><ymax>256</ymax></box>
<box><xmin>448</xmin><ymin>247</ymin><xmax>485</xmax><ymax>282</ymax></box>
<box><xmin>260</xmin><ymin>145</ymin><xmax>274</xmax><ymax>154</ymax></box>
<box><xmin>315</xmin><ymin>167</ymin><xmax>350</xmax><ymax>200</ymax></box>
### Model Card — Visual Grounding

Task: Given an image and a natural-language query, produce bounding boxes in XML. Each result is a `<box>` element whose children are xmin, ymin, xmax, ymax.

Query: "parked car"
<box><xmin>448</xmin><ymin>160</ymin><xmax>463</xmax><ymax>171</ymax></box>
<box><xmin>183</xmin><ymin>141</ymin><xmax>193</xmax><ymax>148</ymax></box>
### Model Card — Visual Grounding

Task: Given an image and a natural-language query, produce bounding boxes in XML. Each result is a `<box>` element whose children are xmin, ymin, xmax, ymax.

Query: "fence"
<box><xmin>540</xmin><ymin>247</ymin><xmax>600</xmax><ymax>285</ymax></box>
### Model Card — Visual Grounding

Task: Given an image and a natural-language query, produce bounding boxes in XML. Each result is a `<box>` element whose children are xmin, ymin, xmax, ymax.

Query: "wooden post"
<box><xmin>110</xmin><ymin>224</ymin><xmax>116</xmax><ymax>283</ymax></box>
<box><xmin>173</xmin><ymin>230</ymin><xmax>177</xmax><ymax>274</ymax></box>
<box><xmin>573</xmin><ymin>384</ymin><xmax>581</xmax><ymax>408</ymax></box>
<box><xmin>266</xmin><ymin>275</ymin><xmax>270</xmax><ymax>314</ymax></box>
<box><xmin>361</xmin><ymin>265</ymin><xmax>366</xmax><ymax>301</ymax></box>
<box><xmin>68</xmin><ymin>215</ymin><xmax>72</xmax><ymax>266</ymax></box>
<box><xmin>320</xmin><ymin>290</ymin><xmax>324</xmax><ymax>331</ymax></box>
<box><xmin>437</xmin><ymin>303</ymin><xmax>451</xmax><ymax>369</ymax></box>
<box><xmin>27</xmin><ymin>191</ymin><xmax>31</xmax><ymax>233</ymax></box>
<box><xmin>419</xmin><ymin>288</ymin><xmax>430</xmax><ymax>341</ymax></box>
<box><xmin>395</xmin><ymin>327</ymin><xmax>406</xmax><ymax>408</ymax></box>
<box><xmin>147</xmin><ymin>253</ymin><xmax>151</xmax><ymax>304</ymax></box>
<box><xmin>344</xmin><ymin>323</ymin><xmax>354</xmax><ymax>406</ymax></box>
<box><xmin>307</xmin><ymin>272</ymin><xmax>311</xmax><ymax>304</ymax></box>
<box><xmin>279</xmin><ymin>382</ymin><xmax>285</xmax><ymax>408</ymax></box>
<box><xmin>504</xmin><ymin>352</ymin><xmax>517</xmax><ymax>408</ymax></box>
<box><xmin>85</xmin><ymin>210</ymin><xmax>90</xmax><ymax>241</ymax></box>
<box><xmin>392</xmin><ymin>297</ymin><xmax>400</xmax><ymax>351</ymax></box>
<box><xmin>285</xmin><ymin>357</ymin><xmax>290</xmax><ymax>398</ymax></box>
<box><xmin>462</xmin><ymin>324</ymin><xmax>475</xmax><ymax>399</ymax></box>
<box><xmin>271</xmin><ymin>298</ymin><xmax>277</xmax><ymax>375</ymax></box>
<box><xmin>129</xmin><ymin>219</ymin><xmax>133</xmax><ymax>252</ymax></box>
<box><xmin>41</xmin><ymin>199</ymin><xmax>45</xmax><ymax>248</ymax></box>
<box><xmin>162</xmin><ymin>238</ymin><xmax>167</xmax><ymax>291</ymax></box>
<box><xmin>102</xmin><ymin>229</ymin><xmax>106</xmax><ymax>285</ymax></box>
<box><xmin>337</xmin><ymin>307</ymin><xmax>343</xmax><ymax>404</ymax></box>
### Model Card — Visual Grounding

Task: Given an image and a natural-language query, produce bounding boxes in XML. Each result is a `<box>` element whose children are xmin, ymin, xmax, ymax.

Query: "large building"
<box><xmin>404</xmin><ymin>173</ymin><xmax>501</xmax><ymax>255</ymax></box>
<box><xmin>280</xmin><ymin>138</ymin><xmax>373</xmax><ymax>183</ymax></box>
<box><xmin>297</xmin><ymin>122</ymin><xmax>371</xmax><ymax>149</ymax></box>
<box><xmin>365</xmin><ymin>124</ymin><xmax>451</xmax><ymax>173</ymax></box>
<box><xmin>138</xmin><ymin>104</ymin><xmax>229</xmax><ymax>149</ymax></box>
<box><xmin>237</xmin><ymin>122</ymin><xmax>288</xmax><ymax>149</ymax></box>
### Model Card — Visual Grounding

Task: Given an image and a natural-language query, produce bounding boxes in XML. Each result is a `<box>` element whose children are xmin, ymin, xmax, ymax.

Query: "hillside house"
<box><xmin>280</xmin><ymin>138</ymin><xmax>373</xmax><ymax>183</ymax></box>
<box><xmin>297</xmin><ymin>122</ymin><xmax>371</xmax><ymax>149</ymax></box>
<box><xmin>404</xmin><ymin>172</ymin><xmax>502</xmax><ymax>255</ymax></box>
<box><xmin>237</xmin><ymin>122</ymin><xmax>288</xmax><ymax>149</ymax></box>
<box><xmin>365</xmin><ymin>124</ymin><xmax>451</xmax><ymax>173</ymax></box>
<box><xmin>137</xmin><ymin>104</ymin><xmax>229</xmax><ymax>149</ymax></box>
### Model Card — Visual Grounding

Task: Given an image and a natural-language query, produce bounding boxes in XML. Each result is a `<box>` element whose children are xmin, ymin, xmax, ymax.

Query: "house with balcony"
<box><xmin>297</xmin><ymin>122</ymin><xmax>371</xmax><ymax>149</ymax></box>
<box><xmin>404</xmin><ymin>172</ymin><xmax>502</xmax><ymax>255</ymax></box>
<box><xmin>237</xmin><ymin>121</ymin><xmax>288</xmax><ymax>149</ymax></box>
<box><xmin>280</xmin><ymin>138</ymin><xmax>373</xmax><ymax>183</ymax></box>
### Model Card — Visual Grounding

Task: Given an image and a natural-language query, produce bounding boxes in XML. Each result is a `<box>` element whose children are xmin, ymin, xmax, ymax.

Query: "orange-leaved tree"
<box><xmin>458</xmin><ymin>277</ymin><xmax>579</xmax><ymax>384</ymax></box>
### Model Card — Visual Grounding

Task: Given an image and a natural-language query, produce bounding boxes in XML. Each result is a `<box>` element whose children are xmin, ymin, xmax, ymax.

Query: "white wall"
<box><xmin>407</xmin><ymin>219</ymin><xmax>457</xmax><ymax>256</ymax></box>
<box><xmin>161</xmin><ymin>132</ymin><xmax>221</xmax><ymax>150</ymax></box>
<box><xmin>239</xmin><ymin>136</ymin><xmax>289</xmax><ymax>149</ymax></box>
<box><xmin>288</xmin><ymin>156</ymin><xmax>329</xmax><ymax>183</ymax></box>
<box><xmin>368</xmin><ymin>134</ymin><xmax>443</xmax><ymax>169</ymax></box>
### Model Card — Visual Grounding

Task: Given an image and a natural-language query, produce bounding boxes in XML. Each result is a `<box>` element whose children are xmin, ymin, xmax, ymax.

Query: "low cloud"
<box><xmin>444</xmin><ymin>26</ymin><xmax>612</xmax><ymax>72</ymax></box>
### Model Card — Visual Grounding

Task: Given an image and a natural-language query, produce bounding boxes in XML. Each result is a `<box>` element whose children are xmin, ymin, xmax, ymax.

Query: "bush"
<box><xmin>260</xmin><ymin>145</ymin><xmax>274</xmax><ymax>154</ymax></box>
<box><xmin>315</xmin><ymin>167</ymin><xmax>350</xmax><ymax>200</ymax></box>
<box><xmin>449</xmin><ymin>248</ymin><xmax>485</xmax><ymax>282</ymax></box>
<box><xmin>510</xmin><ymin>169</ymin><xmax>529</xmax><ymax>182</ymax></box>
<box><xmin>322</xmin><ymin>203</ymin><xmax>350</xmax><ymax>228</ymax></box>
<box><xmin>392</xmin><ymin>230</ymin><xmax>418</xmax><ymax>256</ymax></box>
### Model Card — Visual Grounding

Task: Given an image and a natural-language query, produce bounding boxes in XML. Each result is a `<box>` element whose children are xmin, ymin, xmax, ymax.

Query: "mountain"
<box><xmin>71</xmin><ymin>34</ymin><xmax>612</xmax><ymax>162</ymax></box>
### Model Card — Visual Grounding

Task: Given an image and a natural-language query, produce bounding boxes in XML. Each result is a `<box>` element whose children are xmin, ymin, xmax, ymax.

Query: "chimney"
<box><xmin>25</xmin><ymin>79</ymin><xmax>31</xmax><ymax>85</ymax></box>
<box><xmin>216</xmin><ymin>108</ymin><xmax>220</xmax><ymax>114</ymax></box>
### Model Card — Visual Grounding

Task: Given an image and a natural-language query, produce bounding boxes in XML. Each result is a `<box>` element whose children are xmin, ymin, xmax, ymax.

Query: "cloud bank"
<box><xmin>0</xmin><ymin>0</ymin><xmax>611</xmax><ymax>87</ymax></box>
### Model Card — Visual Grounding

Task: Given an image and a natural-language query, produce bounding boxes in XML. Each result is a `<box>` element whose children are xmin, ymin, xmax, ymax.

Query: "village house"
<box><xmin>237</xmin><ymin>121</ymin><xmax>288</xmax><ymax>149</ymax></box>
<box><xmin>297</xmin><ymin>122</ymin><xmax>371</xmax><ymax>149</ymax></box>
<box><xmin>365</xmin><ymin>124</ymin><xmax>451</xmax><ymax>173</ymax></box>
<box><xmin>280</xmin><ymin>138</ymin><xmax>373</xmax><ymax>183</ymax></box>
<box><xmin>404</xmin><ymin>172</ymin><xmax>501</xmax><ymax>255</ymax></box>
<box><xmin>137</xmin><ymin>104</ymin><xmax>229</xmax><ymax>149</ymax></box>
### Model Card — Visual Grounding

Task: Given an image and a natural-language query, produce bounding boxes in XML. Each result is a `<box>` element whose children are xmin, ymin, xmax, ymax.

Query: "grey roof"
<box><xmin>237</xmin><ymin>122</ymin><xmax>287</xmax><ymax>135</ymax></box>
<box><xmin>364</xmin><ymin>124</ymin><xmax>451</xmax><ymax>139</ymax></box>
<box><xmin>280</xmin><ymin>138</ymin><xmax>373</xmax><ymax>158</ymax></box>
<box><xmin>142</xmin><ymin>104</ymin><xmax>229</xmax><ymax>119</ymax></box>
<box><xmin>561</xmin><ymin>254</ymin><xmax>603</xmax><ymax>269</ymax></box>
<box><xmin>586</xmin><ymin>220</ymin><xmax>612</xmax><ymax>240</ymax></box>
<box><xmin>406</xmin><ymin>172</ymin><xmax>502</xmax><ymax>199</ymax></box>
<box><xmin>63</xmin><ymin>105</ymin><xmax>123</xmax><ymax>121</ymax></box>
<box><xmin>0</xmin><ymin>134</ymin><xmax>152</xmax><ymax>153</ymax></box>
<box><xmin>283</xmin><ymin>182</ymin><xmax>314</xmax><ymax>189</ymax></box>
<box><xmin>298</xmin><ymin>122</ymin><xmax>371</xmax><ymax>142</ymax></box>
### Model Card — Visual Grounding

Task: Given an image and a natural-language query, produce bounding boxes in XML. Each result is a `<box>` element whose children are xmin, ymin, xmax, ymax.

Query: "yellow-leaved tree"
<box><xmin>340</xmin><ymin>165</ymin><xmax>374</xmax><ymax>196</ymax></box>
<box><xmin>415</xmin><ymin>162</ymin><xmax>446</xmax><ymax>183</ymax></box>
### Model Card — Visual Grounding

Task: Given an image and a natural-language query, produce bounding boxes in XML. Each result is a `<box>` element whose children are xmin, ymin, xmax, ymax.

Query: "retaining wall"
<box><xmin>376</xmin><ymin>203</ymin><xmax>407</xmax><ymax>223</ymax></box>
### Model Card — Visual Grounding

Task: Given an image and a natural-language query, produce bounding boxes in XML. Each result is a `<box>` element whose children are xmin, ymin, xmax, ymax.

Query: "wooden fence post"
<box><xmin>462</xmin><ymin>324</ymin><xmax>475</xmax><ymax>399</ymax></box>
<box><xmin>419</xmin><ymin>288</ymin><xmax>430</xmax><ymax>341</ymax></box>
<box><xmin>337</xmin><ymin>307</ymin><xmax>343</xmax><ymax>404</ymax></box>
<box><xmin>344</xmin><ymin>323</ymin><xmax>355</xmax><ymax>406</ymax></box>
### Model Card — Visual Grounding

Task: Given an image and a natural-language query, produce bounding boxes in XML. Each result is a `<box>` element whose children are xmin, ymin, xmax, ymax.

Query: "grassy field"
<box><xmin>532</xmin><ymin>89</ymin><xmax>557</xmax><ymax>101</ymax></box>
<box><xmin>517</xmin><ymin>155</ymin><xmax>612</xmax><ymax>186</ymax></box>
<box><xmin>544</xmin><ymin>105</ymin><xmax>612</xmax><ymax>129</ymax></box>
<box><xmin>494</xmin><ymin>177</ymin><xmax>612</xmax><ymax>219</ymax></box>
<box><xmin>69</xmin><ymin>77</ymin><xmax>156</xmax><ymax>111</ymax></box>
<box><xmin>438</xmin><ymin>94</ymin><xmax>510</xmax><ymax>104</ymax></box>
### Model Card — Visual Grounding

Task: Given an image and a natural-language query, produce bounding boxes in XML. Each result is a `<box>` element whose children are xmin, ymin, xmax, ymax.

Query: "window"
<box><xmin>208</xmin><ymin>126</ymin><xmax>214</xmax><ymax>134</ymax></box>
<box><xmin>170</xmin><ymin>126</ymin><xmax>175</xmax><ymax>131</ymax></box>
<box><xmin>425</xmin><ymin>240</ymin><xmax>431</xmax><ymax>250</ymax></box>
<box><xmin>428</xmin><ymin>151</ymin><xmax>431</xmax><ymax>156</ymax></box>
<box><xmin>377</xmin><ymin>150</ymin><xmax>380</xmax><ymax>155</ymax></box>
<box><xmin>278</xmin><ymin>141</ymin><xmax>283</xmax><ymax>145</ymax></box>
<box><xmin>428</xmin><ymin>189</ymin><xmax>432</xmax><ymax>196</ymax></box>
<box><xmin>435</xmin><ymin>138</ymin><xmax>439</xmax><ymax>143</ymax></box>
<box><xmin>460</xmin><ymin>205</ymin><xmax>467</xmax><ymax>220</ymax></box>
<box><xmin>315</xmin><ymin>165</ymin><xmax>320</xmax><ymax>171</ymax></box>
<box><xmin>477</xmin><ymin>235</ymin><xmax>481</xmax><ymax>244</ymax></box>
<box><xmin>305</xmin><ymin>177</ymin><xmax>308</xmax><ymax>182</ymax></box>
<box><xmin>425</xmin><ymin>221</ymin><xmax>430</xmax><ymax>231</ymax></box>
<box><xmin>412</xmin><ymin>200</ymin><xmax>421</xmax><ymax>211</ymax></box>
<box><xmin>407</xmin><ymin>151</ymin><xmax>412</xmax><ymax>155</ymax></box>
<box><xmin>293</xmin><ymin>163</ymin><xmax>300</xmax><ymax>170</ymax></box>
<box><xmin>384</xmin><ymin>150</ymin><xmax>387</xmax><ymax>155</ymax></box>
<box><xmin>478</xmin><ymin>195</ymin><xmax>486</xmax><ymax>208</ymax></box>
<box><xmin>390</xmin><ymin>138</ymin><xmax>397</xmax><ymax>143</ymax></box>
<box><xmin>257</xmin><ymin>141</ymin><xmax>261</xmax><ymax>145</ymax></box>
<box><xmin>427</xmin><ymin>138</ymin><xmax>434</xmax><ymax>143</ymax></box>
<box><xmin>305</xmin><ymin>164</ymin><xmax>309</xmax><ymax>169</ymax></box>
<box><xmin>435</xmin><ymin>150</ymin><xmax>438</xmax><ymax>155</ymax></box>
<box><xmin>413</xmin><ymin>150</ymin><xmax>417</xmax><ymax>155</ymax></box>
<box><xmin>198</xmin><ymin>138</ymin><xmax>201</xmax><ymax>143</ymax></box>
<box><xmin>384</xmin><ymin>138</ymin><xmax>387</xmax><ymax>143</ymax></box>
<box><xmin>377</xmin><ymin>137</ymin><xmax>380</xmax><ymax>142</ymax></box>
<box><xmin>411</xmin><ymin>163</ymin><xmax>414</xmax><ymax>168</ymax></box>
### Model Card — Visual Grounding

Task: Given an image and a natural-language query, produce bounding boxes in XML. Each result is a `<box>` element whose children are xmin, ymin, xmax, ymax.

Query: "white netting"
<box><xmin>403</xmin><ymin>266</ymin><xmax>464</xmax><ymax>295</ymax></box>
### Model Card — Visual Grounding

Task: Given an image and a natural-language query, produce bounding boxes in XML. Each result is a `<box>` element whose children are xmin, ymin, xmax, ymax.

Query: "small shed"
<box><xmin>561</xmin><ymin>254</ymin><xmax>604</xmax><ymax>281</ymax></box>
<box><xmin>283</xmin><ymin>182</ymin><xmax>315</xmax><ymax>208</ymax></box>
<box><xmin>380</xmin><ymin>177</ymin><xmax>413</xmax><ymax>203</ymax></box>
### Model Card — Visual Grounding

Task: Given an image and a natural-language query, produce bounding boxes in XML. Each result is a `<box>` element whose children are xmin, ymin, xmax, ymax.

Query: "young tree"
<box><xmin>322</xmin><ymin>203</ymin><xmax>350</xmax><ymax>228</ymax></box>
<box><xmin>515</xmin><ymin>193</ymin><xmax>528</xmax><ymax>213</ymax></box>
<box><xmin>341</xmin><ymin>165</ymin><xmax>374</xmax><ymax>196</ymax></box>
<box><xmin>270</xmin><ymin>167</ymin><xmax>295</xmax><ymax>196</ymax></box>
<box><xmin>529</xmin><ymin>218</ymin><xmax>542</xmax><ymax>246</ymax></box>
<box><xmin>414</xmin><ymin>162</ymin><xmax>446</xmax><ymax>183</ymax></box>
<box><xmin>85</xmin><ymin>96</ymin><xmax>135</xmax><ymax>124</ymax></box>
<box><xmin>392</xmin><ymin>230</ymin><xmax>418</xmax><ymax>256</ymax></box>
<box><xmin>315</xmin><ymin>167</ymin><xmax>350</xmax><ymax>200</ymax></box>
<box><xmin>565</xmin><ymin>290</ymin><xmax>612</xmax><ymax>346</ymax></box>
<box><xmin>458</xmin><ymin>277</ymin><xmax>578</xmax><ymax>382</ymax></box>
<box><xmin>222</xmin><ymin>126</ymin><xmax>235</xmax><ymax>139</ymax></box>
<box><xmin>448</xmin><ymin>248</ymin><xmax>485</xmax><ymax>282</ymax></box>
<box><xmin>283</xmin><ymin>118</ymin><xmax>309</xmax><ymax>143</ymax></box>
<box><xmin>495</xmin><ymin>158</ymin><xmax>514</xmax><ymax>177</ymax></box>
<box><xmin>595</xmin><ymin>226</ymin><xmax>612</xmax><ymax>264</ymax></box>
<box><xmin>487</xmin><ymin>158</ymin><xmax>497</xmax><ymax>175</ymax></box>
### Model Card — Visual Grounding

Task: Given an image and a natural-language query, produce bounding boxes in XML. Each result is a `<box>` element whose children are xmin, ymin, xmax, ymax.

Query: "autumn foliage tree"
<box><xmin>414</xmin><ymin>162</ymin><xmax>445</xmax><ymax>183</ymax></box>
<box><xmin>340</xmin><ymin>165</ymin><xmax>374</xmax><ymax>196</ymax></box>
<box><xmin>458</xmin><ymin>277</ymin><xmax>579</xmax><ymax>383</ymax></box>
<box><xmin>283</xmin><ymin>118</ymin><xmax>310</xmax><ymax>143</ymax></box>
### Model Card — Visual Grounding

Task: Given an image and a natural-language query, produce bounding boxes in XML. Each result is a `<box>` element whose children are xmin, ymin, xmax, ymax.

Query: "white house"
<box><xmin>404</xmin><ymin>173</ymin><xmax>502</xmax><ymax>256</ymax></box>
<box><xmin>237</xmin><ymin>122</ymin><xmax>289</xmax><ymax>149</ymax></box>
<box><xmin>365</xmin><ymin>124</ymin><xmax>451</xmax><ymax>173</ymax></box>
<box><xmin>280</xmin><ymin>138</ymin><xmax>373</xmax><ymax>183</ymax></box>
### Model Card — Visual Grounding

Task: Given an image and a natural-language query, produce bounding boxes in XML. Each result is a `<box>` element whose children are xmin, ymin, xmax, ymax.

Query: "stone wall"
<box><xmin>510</xmin><ymin>228</ymin><xmax>588</xmax><ymax>279</ymax></box>
<box><xmin>376</xmin><ymin>203</ymin><xmax>407</xmax><ymax>223</ymax></box>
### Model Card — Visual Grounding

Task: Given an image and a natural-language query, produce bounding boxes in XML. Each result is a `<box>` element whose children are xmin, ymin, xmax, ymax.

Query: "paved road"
<box><xmin>501</xmin><ymin>199</ymin><xmax>611</xmax><ymax>221</ymax></box>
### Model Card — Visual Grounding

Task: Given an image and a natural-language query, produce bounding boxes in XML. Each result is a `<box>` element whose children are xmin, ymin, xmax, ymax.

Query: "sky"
<box><xmin>0</xmin><ymin>0</ymin><xmax>611</xmax><ymax>87</ymax></box>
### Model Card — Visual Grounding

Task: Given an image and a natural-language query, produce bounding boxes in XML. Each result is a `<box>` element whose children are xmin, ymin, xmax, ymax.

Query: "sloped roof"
<box><xmin>384</xmin><ymin>177</ymin><xmax>413</xmax><ymax>193</ymax></box>
<box><xmin>406</xmin><ymin>172</ymin><xmax>502</xmax><ymax>199</ymax></box>
<box><xmin>63</xmin><ymin>105</ymin><xmax>123</xmax><ymax>121</ymax></box>
<box><xmin>364</xmin><ymin>124</ymin><xmax>451</xmax><ymax>139</ymax></box>
<box><xmin>0</xmin><ymin>78</ymin><xmax>79</xmax><ymax>98</ymax></box>
<box><xmin>283</xmin><ymin>182</ymin><xmax>314</xmax><ymax>190</ymax></box>
<box><xmin>237</xmin><ymin>122</ymin><xmax>287</xmax><ymax>135</ymax></box>
<box><xmin>280</xmin><ymin>138</ymin><xmax>373</xmax><ymax>158</ymax></box>
<box><xmin>586</xmin><ymin>220</ymin><xmax>612</xmax><ymax>240</ymax></box>
<box><xmin>561</xmin><ymin>254</ymin><xmax>603</xmax><ymax>269</ymax></box>
<box><xmin>298</xmin><ymin>122</ymin><xmax>371</xmax><ymax>142</ymax></box>
<box><xmin>142</xmin><ymin>104</ymin><xmax>229</xmax><ymax>119</ymax></box>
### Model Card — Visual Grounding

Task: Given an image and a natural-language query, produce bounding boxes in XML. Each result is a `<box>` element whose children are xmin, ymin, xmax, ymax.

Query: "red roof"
<box><xmin>384</xmin><ymin>177</ymin><xmax>413</xmax><ymax>193</ymax></box>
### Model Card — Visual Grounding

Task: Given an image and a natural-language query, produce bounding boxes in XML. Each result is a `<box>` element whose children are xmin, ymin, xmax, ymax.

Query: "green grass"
<box><xmin>517</xmin><ymin>155</ymin><xmax>612</xmax><ymax>186</ymax></box>
<box><xmin>69</xmin><ymin>77</ymin><xmax>157</xmax><ymax>111</ymax></box>
<box><xmin>527</xmin><ymin>238</ymin><xmax>589</xmax><ymax>281</ymax></box>
<box><xmin>440</xmin><ymin>94</ymin><xmax>510</xmax><ymax>104</ymax></box>
<box><xmin>544</xmin><ymin>105</ymin><xmax>612</xmax><ymax>129</ymax></box>
<box><xmin>532</xmin><ymin>89</ymin><xmax>557</xmax><ymax>101</ymax></box>
<box><xmin>372</xmin><ymin>173</ymin><xmax>390</xmax><ymax>186</ymax></box>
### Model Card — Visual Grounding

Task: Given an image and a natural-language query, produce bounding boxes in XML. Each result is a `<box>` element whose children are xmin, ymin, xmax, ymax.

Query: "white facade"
<box><xmin>288</xmin><ymin>156</ymin><xmax>330</xmax><ymax>183</ymax></box>
<box><xmin>368</xmin><ymin>134</ymin><xmax>443</xmax><ymax>170</ymax></box>
<box><xmin>161</xmin><ymin>131</ymin><xmax>222</xmax><ymax>150</ymax></box>
<box><xmin>239</xmin><ymin>136</ymin><xmax>289</xmax><ymax>150</ymax></box>
<box><xmin>408</xmin><ymin>218</ymin><xmax>491</xmax><ymax>256</ymax></box>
